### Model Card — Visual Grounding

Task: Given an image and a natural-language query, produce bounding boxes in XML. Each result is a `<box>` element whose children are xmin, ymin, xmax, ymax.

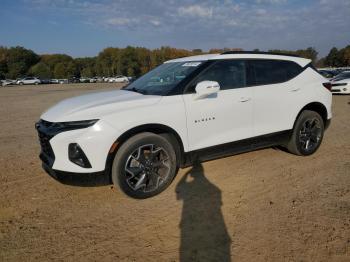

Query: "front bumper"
<box><xmin>35</xmin><ymin>119</ymin><xmax>118</xmax><ymax>173</ymax></box>
<box><xmin>41</xmin><ymin>161</ymin><xmax>104</xmax><ymax>180</ymax></box>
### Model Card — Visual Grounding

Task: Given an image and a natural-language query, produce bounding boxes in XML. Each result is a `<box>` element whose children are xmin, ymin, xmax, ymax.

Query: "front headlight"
<box><xmin>36</xmin><ymin>119</ymin><xmax>99</xmax><ymax>136</ymax></box>
<box><xmin>51</xmin><ymin>119</ymin><xmax>99</xmax><ymax>130</ymax></box>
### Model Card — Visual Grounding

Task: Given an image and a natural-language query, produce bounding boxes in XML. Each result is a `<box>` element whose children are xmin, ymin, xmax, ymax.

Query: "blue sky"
<box><xmin>0</xmin><ymin>0</ymin><xmax>349</xmax><ymax>58</ymax></box>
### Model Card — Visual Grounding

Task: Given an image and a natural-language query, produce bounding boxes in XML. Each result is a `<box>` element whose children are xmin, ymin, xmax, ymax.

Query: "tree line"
<box><xmin>0</xmin><ymin>45</ymin><xmax>349</xmax><ymax>80</ymax></box>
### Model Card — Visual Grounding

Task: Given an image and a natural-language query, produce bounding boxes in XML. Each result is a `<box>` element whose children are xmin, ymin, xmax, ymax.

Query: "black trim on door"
<box><xmin>180</xmin><ymin>130</ymin><xmax>292</xmax><ymax>167</ymax></box>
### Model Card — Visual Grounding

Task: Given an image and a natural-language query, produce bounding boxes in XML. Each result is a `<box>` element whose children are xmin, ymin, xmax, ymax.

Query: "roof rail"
<box><xmin>221</xmin><ymin>50</ymin><xmax>301</xmax><ymax>58</ymax></box>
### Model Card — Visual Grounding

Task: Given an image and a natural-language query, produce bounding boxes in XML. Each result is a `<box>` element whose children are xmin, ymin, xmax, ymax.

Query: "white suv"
<box><xmin>17</xmin><ymin>77</ymin><xmax>41</xmax><ymax>85</ymax></box>
<box><xmin>108</xmin><ymin>75</ymin><xmax>129</xmax><ymax>83</ymax></box>
<box><xmin>36</xmin><ymin>52</ymin><xmax>332</xmax><ymax>198</ymax></box>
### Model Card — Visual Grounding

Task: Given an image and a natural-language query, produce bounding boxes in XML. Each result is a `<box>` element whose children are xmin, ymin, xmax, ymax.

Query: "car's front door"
<box><xmin>182</xmin><ymin>60</ymin><xmax>253</xmax><ymax>151</ymax></box>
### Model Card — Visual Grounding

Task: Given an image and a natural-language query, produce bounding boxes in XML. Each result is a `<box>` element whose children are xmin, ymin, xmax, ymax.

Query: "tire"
<box><xmin>111</xmin><ymin>132</ymin><xmax>177</xmax><ymax>199</ymax></box>
<box><xmin>19</xmin><ymin>82</ymin><xmax>23</xmax><ymax>85</ymax></box>
<box><xmin>287</xmin><ymin>110</ymin><xmax>324</xmax><ymax>156</ymax></box>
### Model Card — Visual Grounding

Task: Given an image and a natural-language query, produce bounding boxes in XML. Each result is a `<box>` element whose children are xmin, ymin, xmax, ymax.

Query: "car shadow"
<box><xmin>176</xmin><ymin>163</ymin><xmax>232</xmax><ymax>262</ymax></box>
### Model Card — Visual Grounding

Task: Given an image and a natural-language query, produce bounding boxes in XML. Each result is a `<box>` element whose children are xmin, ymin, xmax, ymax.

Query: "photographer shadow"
<box><xmin>176</xmin><ymin>163</ymin><xmax>231</xmax><ymax>262</ymax></box>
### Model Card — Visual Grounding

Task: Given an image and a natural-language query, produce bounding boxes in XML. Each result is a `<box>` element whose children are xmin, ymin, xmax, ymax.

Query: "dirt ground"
<box><xmin>0</xmin><ymin>83</ymin><xmax>349</xmax><ymax>262</ymax></box>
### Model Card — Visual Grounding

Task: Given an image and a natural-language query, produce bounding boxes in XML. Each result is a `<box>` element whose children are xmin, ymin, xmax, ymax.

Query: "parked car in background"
<box><xmin>79</xmin><ymin>77</ymin><xmax>90</xmax><ymax>83</ymax></box>
<box><xmin>331</xmin><ymin>71</ymin><xmax>350</xmax><ymax>82</ymax></box>
<box><xmin>330</xmin><ymin>72</ymin><xmax>350</xmax><ymax>94</ymax></box>
<box><xmin>17</xmin><ymin>77</ymin><xmax>41</xmax><ymax>85</ymax></box>
<box><xmin>89</xmin><ymin>77</ymin><xmax>97</xmax><ymax>83</ymax></box>
<box><xmin>318</xmin><ymin>70</ymin><xmax>337</xmax><ymax>79</ymax></box>
<box><xmin>330</xmin><ymin>79</ymin><xmax>350</xmax><ymax>94</ymax></box>
<box><xmin>58</xmin><ymin>79</ymin><xmax>68</xmax><ymax>84</ymax></box>
<box><xmin>69</xmin><ymin>77</ymin><xmax>80</xmax><ymax>84</ymax></box>
<box><xmin>40</xmin><ymin>79</ymin><xmax>51</xmax><ymax>84</ymax></box>
<box><xmin>50</xmin><ymin>79</ymin><xmax>59</xmax><ymax>84</ymax></box>
<box><xmin>1</xmin><ymin>79</ymin><xmax>16</xmax><ymax>87</ymax></box>
<box><xmin>108</xmin><ymin>75</ymin><xmax>129</xmax><ymax>83</ymax></box>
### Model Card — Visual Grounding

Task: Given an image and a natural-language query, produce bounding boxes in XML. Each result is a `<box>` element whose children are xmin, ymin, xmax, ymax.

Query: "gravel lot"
<box><xmin>0</xmin><ymin>84</ymin><xmax>349</xmax><ymax>261</ymax></box>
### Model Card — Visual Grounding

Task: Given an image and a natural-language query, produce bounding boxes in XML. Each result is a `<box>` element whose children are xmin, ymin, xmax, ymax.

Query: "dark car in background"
<box><xmin>318</xmin><ymin>70</ymin><xmax>337</xmax><ymax>79</ymax></box>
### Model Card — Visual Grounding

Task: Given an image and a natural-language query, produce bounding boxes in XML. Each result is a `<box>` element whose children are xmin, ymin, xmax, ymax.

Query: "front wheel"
<box><xmin>287</xmin><ymin>110</ymin><xmax>324</xmax><ymax>156</ymax></box>
<box><xmin>111</xmin><ymin>132</ymin><xmax>177</xmax><ymax>199</ymax></box>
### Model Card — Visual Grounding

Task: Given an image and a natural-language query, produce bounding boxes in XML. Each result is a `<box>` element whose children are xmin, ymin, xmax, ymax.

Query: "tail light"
<box><xmin>322</xmin><ymin>82</ymin><xmax>332</xmax><ymax>91</ymax></box>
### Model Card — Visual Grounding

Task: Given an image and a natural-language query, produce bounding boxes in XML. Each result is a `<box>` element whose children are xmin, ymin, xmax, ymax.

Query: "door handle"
<box><xmin>290</xmin><ymin>88</ymin><xmax>300</xmax><ymax>92</ymax></box>
<box><xmin>239</xmin><ymin>97</ymin><xmax>251</xmax><ymax>102</ymax></box>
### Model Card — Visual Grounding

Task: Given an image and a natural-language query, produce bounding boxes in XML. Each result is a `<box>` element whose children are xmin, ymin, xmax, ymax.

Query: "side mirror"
<box><xmin>194</xmin><ymin>81</ymin><xmax>220</xmax><ymax>100</ymax></box>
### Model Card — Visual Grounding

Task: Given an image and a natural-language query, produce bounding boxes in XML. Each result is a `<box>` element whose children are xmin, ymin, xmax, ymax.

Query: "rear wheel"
<box><xmin>111</xmin><ymin>132</ymin><xmax>177</xmax><ymax>199</ymax></box>
<box><xmin>287</xmin><ymin>110</ymin><xmax>324</xmax><ymax>156</ymax></box>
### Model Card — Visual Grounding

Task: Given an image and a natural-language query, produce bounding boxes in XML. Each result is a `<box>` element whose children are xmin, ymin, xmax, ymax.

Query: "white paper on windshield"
<box><xmin>182</xmin><ymin>62</ymin><xmax>202</xmax><ymax>67</ymax></box>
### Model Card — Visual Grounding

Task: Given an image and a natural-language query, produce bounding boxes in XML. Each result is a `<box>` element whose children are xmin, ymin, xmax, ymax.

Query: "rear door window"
<box><xmin>247</xmin><ymin>59</ymin><xmax>303</xmax><ymax>86</ymax></box>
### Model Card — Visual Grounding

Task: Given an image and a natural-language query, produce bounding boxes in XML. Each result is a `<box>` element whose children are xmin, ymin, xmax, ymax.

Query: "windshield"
<box><xmin>124</xmin><ymin>61</ymin><xmax>202</xmax><ymax>95</ymax></box>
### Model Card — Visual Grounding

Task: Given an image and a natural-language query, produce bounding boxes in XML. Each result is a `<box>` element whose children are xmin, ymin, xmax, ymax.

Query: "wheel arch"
<box><xmin>294</xmin><ymin>102</ymin><xmax>329</xmax><ymax>128</ymax></box>
<box><xmin>104</xmin><ymin>124</ymin><xmax>185</xmax><ymax>178</ymax></box>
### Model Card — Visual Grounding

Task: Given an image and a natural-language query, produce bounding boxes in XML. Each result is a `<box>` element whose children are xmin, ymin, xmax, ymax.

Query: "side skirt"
<box><xmin>181</xmin><ymin>130</ymin><xmax>292</xmax><ymax>168</ymax></box>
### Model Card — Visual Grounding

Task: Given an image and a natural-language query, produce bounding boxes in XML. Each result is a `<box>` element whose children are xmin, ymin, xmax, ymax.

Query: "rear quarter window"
<box><xmin>247</xmin><ymin>59</ymin><xmax>303</xmax><ymax>86</ymax></box>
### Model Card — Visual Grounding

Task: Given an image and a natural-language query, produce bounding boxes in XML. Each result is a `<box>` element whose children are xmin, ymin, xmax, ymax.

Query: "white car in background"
<box><xmin>89</xmin><ymin>78</ymin><xmax>96</xmax><ymax>83</ymax></box>
<box><xmin>17</xmin><ymin>77</ymin><xmax>41</xmax><ymax>85</ymax></box>
<box><xmin>330</xmin><ymin>71</ymin><xmax>350</xmax><ymax>94</ymax></box>
<box><xmin>331</xmin><ymin>79</ymin><xmax>350</xmax><ymax>94</ymax></box>
<box><xmin>79</xmin><ymin>77</ymin><xmax>90</xmax><ymax>83</ymax></box>
<box><xmin>108</xmin><ymin>75</ymin><xmax>129</xmax><ymax>83</ymax></box>
<box><xmin>58</xmin><ymin>79</ymin><xmax>68</xmax><ymax>84</ymax></box>
<box><xmin>1</xmin><ymin>79</ymin><xmax>16</xmax><ymax>87</ymax></box>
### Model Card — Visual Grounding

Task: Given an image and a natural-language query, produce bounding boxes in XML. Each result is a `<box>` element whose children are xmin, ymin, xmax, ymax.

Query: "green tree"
<box><xmin>343</xmin><ymin>46</ymin><xmax>350</xmax><ymax>66</ymax></box>
<box><xmin>29</xmin><ymin>62</ymin><xmax>51</xmax><ymax>79</ymax></box>
<box><xmin>66</xmin><ymin>61</ymin><xmax>78</xmax><ymax>78</ymax></box>
<box><xmin>41</xmin><ymin>54</ymin><xmax>74</xmax><ymax>73</ymax></box>
<box><xmin>81</xmin><ymin>67</ymin><xmax>93</xmax><ymax>78</ymax></box>
<box><xmin>296</xmin><ymin>47</ymin><xmax>318</xmax><ymax>63</ymax></box>
<box><xmin>0</xmin><ymin>47</ymin><xmax>8</xmax><ymax>79</ymax></box>
<box><xmin>7</xmin><ymin>61</ymin><xmax>27</xmax><ymax>79</ymax></box>
<box><xmin>53</xmin><ymin>63</ymin><xmax>67</xmax><ymax>79</ymax></box>
<box><xmin>5</xmin><ymin>46</ymin><xmax>39</xmax><ymax>78</ymax></box>
<box><xmin>324</xmin><ymin>47</ymin><xmax>340</xmax><ymax>67</ymax></box>
<box><xmin>269</xmin><ymin>47</ymin><xmax>318</xmax><ymax>63</ymax></box>
<box><xmin>120</xmin><ymin>46</ymin><xmax>140</xmax><ymax>76</ymax></box>
<box><xmin>75</xmin><ymin>57</ymin><xmax>96</xmax><ymax>77</ymax></box>
<box><xmin>96</xmin><ymin>47</ymin><xmax>120</xmax><ymax>76</ymax></box>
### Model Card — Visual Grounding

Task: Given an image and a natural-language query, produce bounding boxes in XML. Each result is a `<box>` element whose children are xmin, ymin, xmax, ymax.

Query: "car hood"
<box><xmin>41</xmin><ymin>90</ymin><xmax>162</xmax><ymax>122</ymax></box>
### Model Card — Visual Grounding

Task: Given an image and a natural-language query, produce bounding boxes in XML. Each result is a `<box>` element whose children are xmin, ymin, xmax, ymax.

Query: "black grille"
<box><xmin>36</xmin><ymin>128</ymin><xmax>55</xmax><ymax>166</ymax></box>
<box><xmin>38</xmin><ymin>131</ymin><xmax>53</xmax><ymax>156</ymax></box>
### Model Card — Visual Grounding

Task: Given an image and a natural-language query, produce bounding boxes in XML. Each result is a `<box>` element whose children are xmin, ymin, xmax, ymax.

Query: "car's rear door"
<box><xmin>26</xmin><ymin>77</ymin><xmax>34</xmax><ymax>84</ymax></box>
<box><xmin>247</xmin><ymin>59</ymin><xmax>304</xmax><ymax>136</ymax></box>
<box><xmin>182</xmin><ymin>60</ymin><xmax>253</xmax><ymax>151</ymax></box>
